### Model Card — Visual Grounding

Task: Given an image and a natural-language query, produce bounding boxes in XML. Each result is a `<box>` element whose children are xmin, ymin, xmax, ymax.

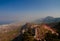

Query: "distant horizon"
<box><xmin>0</xmin><ymin>16</ymin><xmax>60</xmax><ymax>25</ymax></box>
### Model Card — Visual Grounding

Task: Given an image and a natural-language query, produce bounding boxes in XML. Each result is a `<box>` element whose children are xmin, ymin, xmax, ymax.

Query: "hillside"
<box><xmin>0</xmin><ymin>23</ymin><xmax>22</xmax><ymax>41</ymax></box>
<box><xmin>12</xmin><ymin>23</ymin><xmax>60</xmax><ymax>41</ymax></box>
<box><xmin>0</xmin><ymin>22</ymin><xmax>60</xmax><ymax>41</ymax></box>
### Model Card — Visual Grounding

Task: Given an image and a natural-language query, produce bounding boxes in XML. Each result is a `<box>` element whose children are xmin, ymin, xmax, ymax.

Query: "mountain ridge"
<box><xmin>34</xmin><ymin>16</ymin><xmax>60</xmax><ymax>23</ymax></box>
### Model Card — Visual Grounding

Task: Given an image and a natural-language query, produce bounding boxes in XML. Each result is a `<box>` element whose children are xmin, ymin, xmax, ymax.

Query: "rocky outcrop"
<box><xmin>12</xmin><ymin>23</ymin><xmax>59</xmax><ymax>41</ymax></box>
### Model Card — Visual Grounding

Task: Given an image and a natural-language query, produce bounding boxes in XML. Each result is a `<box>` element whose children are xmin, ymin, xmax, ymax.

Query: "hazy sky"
<box><xmin>0</xmin><ymin>0</ymin><xmax>60</xmax><ymax>22</ymax></box>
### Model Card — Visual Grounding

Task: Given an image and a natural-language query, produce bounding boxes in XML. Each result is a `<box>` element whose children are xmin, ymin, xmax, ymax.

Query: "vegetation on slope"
<box><xmin>0</xmin><ymin>26</ymin><xmax>21</xmax><ymax>41</ymax></box>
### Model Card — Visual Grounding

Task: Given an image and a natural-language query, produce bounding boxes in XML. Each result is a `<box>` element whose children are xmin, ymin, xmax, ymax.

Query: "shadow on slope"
<box><xmin>12</xmin><ymin>33</ymin><xmax>24</xmax><ymax>41</ymax></box>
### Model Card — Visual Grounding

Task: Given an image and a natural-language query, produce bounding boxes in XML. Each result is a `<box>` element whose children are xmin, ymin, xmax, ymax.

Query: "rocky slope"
<box><xmin>12</xmin><ymin>23</ymin><xmax>59</xmax><ymax>41</ymax></box>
